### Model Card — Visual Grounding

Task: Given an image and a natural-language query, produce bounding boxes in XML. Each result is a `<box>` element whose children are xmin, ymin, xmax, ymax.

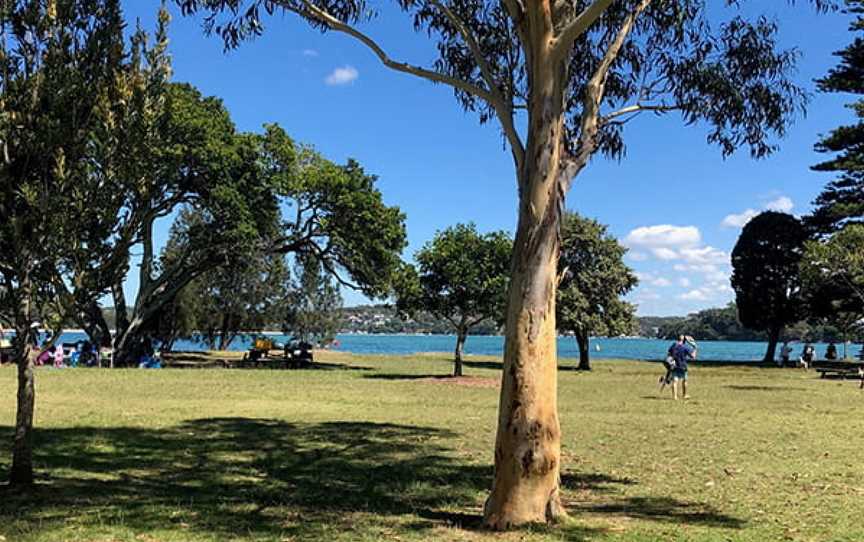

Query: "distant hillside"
<box><xmin>338</xmin><ymin>305</ymin><xmax>501</xmax><ymax>335</ymax></box>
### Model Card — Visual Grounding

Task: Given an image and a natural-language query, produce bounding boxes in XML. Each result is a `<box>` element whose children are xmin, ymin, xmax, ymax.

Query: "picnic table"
<box><xmin>240</xmin><ymin>338</ymin><xmax>314</xmax><ymax>369</ymax></box>
<box><xmin>811</xmin><ymin>360</ymin><xmax>864</xmax><ymax>379</ymax></box>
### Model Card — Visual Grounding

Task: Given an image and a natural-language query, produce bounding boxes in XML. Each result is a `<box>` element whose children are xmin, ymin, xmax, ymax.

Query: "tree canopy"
<box><xmin>394</xmin><ymin>223</ymin><xmax>511</xmax><ymax>376</ymax></box>
<box><xmin>556</xmin><ymin>212</ymin><xmax>637</xmax><ymax>370</ymax></box>
<box><xmin>807</xmin><ymin>0</ymin><xmax>864</xmax><ymax>235</ymax></box>
<box><xmin>731</xmin><ymin>211</ymin><xmax>807</xmax><ymax>362</ymax></box>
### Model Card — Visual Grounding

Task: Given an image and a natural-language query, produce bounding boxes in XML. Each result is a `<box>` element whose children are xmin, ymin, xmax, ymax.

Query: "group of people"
<box><xmin>779</xmin><ymin>340</ymin><xmax>843</xmax><ymax>367</ymax></box>
<box><xmin>34</xmin><ymin>341</ymin><xmax>112</xmax><ymax>368</ymax></box>
<box><xmin>659</xmin><ymin>335</ymin><xmax>697</xmax><ymax>400</ymax></box>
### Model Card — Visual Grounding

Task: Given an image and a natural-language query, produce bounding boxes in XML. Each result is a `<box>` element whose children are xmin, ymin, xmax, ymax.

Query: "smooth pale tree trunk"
<box><xmin>484</xmin><ymin>36</ymin><xmax>569</xmax><ymax>529</ymax></box>
<box><xmin>10</xmin><ymin>273</ymin><xmax>35</xmax><ymax>487</ymax></box>
<box><xmin>453</xmin><ymin>325</ymin><xmax>468</xmax><ymax>377</ymax></box>
<box><xmin>765</xmin><ymin>326</ymin><xmax>781</xmax><ymax>364</ymax></box>
<box><xmin>575</xmin><ymin>329</ymin><xmax>591</xmax><ymax>371</ymax></box>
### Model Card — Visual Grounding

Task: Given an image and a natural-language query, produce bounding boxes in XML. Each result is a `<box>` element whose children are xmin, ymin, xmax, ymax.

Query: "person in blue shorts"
<box><xmin>670</xmin><ymin>335</ymin><xmax>696</xmax><ymax>400</ymax></box>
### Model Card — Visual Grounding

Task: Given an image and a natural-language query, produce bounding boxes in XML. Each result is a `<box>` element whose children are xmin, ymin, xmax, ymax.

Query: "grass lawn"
<box><xmin>1</xmin><ymin>352</ymin><xmax>863</xmax><ymax>542</ymax></box>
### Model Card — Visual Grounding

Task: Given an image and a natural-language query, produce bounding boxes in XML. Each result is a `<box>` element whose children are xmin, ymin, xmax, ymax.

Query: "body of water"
<box><xmin>43</xmin><ymin>332</ymin><xmax>864</xmax><ymax>363</ymax></box>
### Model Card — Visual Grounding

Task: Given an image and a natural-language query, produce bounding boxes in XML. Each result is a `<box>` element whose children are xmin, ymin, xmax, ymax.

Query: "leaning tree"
<box><xmin>177</xmin><ymin>0</ymin><xmax>834</xmax><ymax>527</ymax></box>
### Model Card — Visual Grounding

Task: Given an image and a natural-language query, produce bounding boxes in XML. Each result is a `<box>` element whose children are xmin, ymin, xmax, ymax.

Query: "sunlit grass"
<box><xmin>1</xmin><ymin>353</ymin><xmax>862</xmax><ymax>541</ymax></box>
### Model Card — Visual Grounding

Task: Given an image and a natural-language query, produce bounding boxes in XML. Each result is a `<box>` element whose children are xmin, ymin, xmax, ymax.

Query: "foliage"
<box><xmin>731</xmin><ymin>211</ymin><xmax>807</xmax><ymax>359</ymax></box>
<box><xmin>175</xmin><ymin>0</ymin><xmax>828</xmax><ymax>164</ymax></box>
<box><xmin>282</xmin><ymin>254</ymin><xmax>343</xmax><ymax>345</ymax></box>
<box><xmin>556</xmin><ymin>212</ymin><xmax>638</xmax><ymax>368</ymax></box>
<box><xmin>394</xmin><ymin>223</ymin><xmax>511</xmax><ymax>371</ymax></box>
<box><xmin>801</xmin><ymin>224</ymin><xmax>864</xmax><ymax>335</ymax></box>
<box><xmin>807</xmin><ymin>0</ymin><xmax>864</xmax><ymax>235</ymax></box>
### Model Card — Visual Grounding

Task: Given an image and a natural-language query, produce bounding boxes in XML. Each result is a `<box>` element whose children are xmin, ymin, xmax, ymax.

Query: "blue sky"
<box><xmin>119</xmin><ymin>1</ymin><xmax>854</xmax><ymax>317</ymax></box>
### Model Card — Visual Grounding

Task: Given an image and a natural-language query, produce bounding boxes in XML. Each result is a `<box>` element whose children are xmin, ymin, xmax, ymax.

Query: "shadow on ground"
<box><xmin>725</xmin><ymin>385</ymin><xmax>808</xmax><ymax>392</ymax></box>
<box><xmin>0</xmin><ymin>418</ymin><xmax>744</xmax><ymax>540</ymax></box>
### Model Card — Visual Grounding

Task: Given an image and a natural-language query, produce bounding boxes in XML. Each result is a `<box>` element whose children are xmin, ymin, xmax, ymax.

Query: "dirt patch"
<box><xmin>419</xmin><ymin>376</ymin><xmax>499</xmax><ymax>388</ymax></box>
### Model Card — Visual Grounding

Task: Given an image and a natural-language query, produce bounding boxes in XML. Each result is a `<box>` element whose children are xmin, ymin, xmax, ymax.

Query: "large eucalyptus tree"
<box><xmin>177</xmin><ymin>0</ymin><xmax>833</xmax><ymax>527</ymax></box>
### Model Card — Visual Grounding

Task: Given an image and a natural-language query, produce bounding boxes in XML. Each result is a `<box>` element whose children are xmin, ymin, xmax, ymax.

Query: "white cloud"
<box><xmin>680</xmin><ymin>246</ymin><xmax>728</xmax><ymax>265</ymax></box>
<box><xmin>678</xmin><ymin>277</ymin><xmax>691</xmax><ymax>288</ymax></box>
<box><xmin>766</xmin><ymin>196</ymin><xmax>794</xmax><ymax>213</ymax></box>
<box><xmin>627</xmin><ymin>251</ymin><xmax>648</xmax><ymax>262</ymax></box>
<box><xmin>624</xmin><ymin>225</ymin><xmax>701</xmax><ymax>249</ymax></box>
<box><xmin>325</xmin><ymin>65</ymin><xmax>359</xmax><ymax>86</ymax></box>
<box><xmin>652</xmin><ymin>277</ymin><xmax>672</xmax><ymax>287</ymax></box>
<box><xmin>679</xmin><ymin>289</ymin><xmax>709</xmax><ymax>301</ymax></box>
<box><xmin>652</xmin><ymin>247</ymin><xmax>679</xmax><ymax>261</ymax></box>
<box><xmin>721</xmin><ymin>209</ymin><xmax>758</xmax><ymax>228</ymax></box>
<box><xmin>302</xmin><ymin>49</ymin><xmax>319</xmax><ymax>57</ymax></box>
<box><xmin>722</xmin><ymin>195</ymin><xmax>795</xmax><ymax>228</ymax></box>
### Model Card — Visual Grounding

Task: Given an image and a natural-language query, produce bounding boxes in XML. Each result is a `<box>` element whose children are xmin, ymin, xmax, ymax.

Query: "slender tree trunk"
<box><xmin>10</xmin><ymin>272</ymin><xmax>35</xmax><ymax>487</ymax></box>
<box><xmin>218</xmin><ymin>313</ymin><xmax>232</xmax><ymax>351</ymax></box>
<box><xmin>484</xmin><ymin>33</ymin><xmax>569</xmax><ymax>528</ymax></box>
<box><xmin>575</xmin><ymin>329</ymin><xmax>591</xmax><ymax>371</ymax></box>
<box><xmin>765</xmin><ymin>327</ymin><xmax>781</xmax><ymax>364</ymax></box>
<box><xmin>111</xmin><ymin>282</ymin><xmax>129</xmax><ymax>369</ymax></box>
<box><xmin>454</xmin><ymin>326</ymin><xmax>467</xmax><ymax>377</ymax></box>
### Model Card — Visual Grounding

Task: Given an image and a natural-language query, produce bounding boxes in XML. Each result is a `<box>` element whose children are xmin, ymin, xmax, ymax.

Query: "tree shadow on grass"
<box><xmin>0</xmin><ymin>419</ymin><xmax>494</xmax><ymax>540</ymax></box>
<box><xmin>362</xmin><ymin>373</ymin><xmax>448</xmax><ymax>381</ymax></box>
<box><xmin>0</xmin><ymin>418</ymin><xmax>743</xmax><ymax>540</ymax></box>
<box><xmin>725</xmin><ymin>385</ymin><xmax>807</xmax><ymax>392</ymax></box>
<box><xmin>570</xmin><ymin>495</ymin><xmax>745</xmax><ymax>529</ymax></box>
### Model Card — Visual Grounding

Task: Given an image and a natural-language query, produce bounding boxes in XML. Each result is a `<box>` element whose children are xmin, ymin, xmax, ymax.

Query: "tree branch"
<box><xmin>297</xmin><ymin>2</ymin><xmax>492</xmax><ymax>104</ymax></box>
<box><xmin>551</xmin><ymin>0</ymin><xmax>615</xmax><ymax>61</ymax></box>
<box><xmin>561</xmin><ymin>0</ymin><xmax>652</xmax><ymax>191</ymax></box>
<box><xmin>427</xmin><ymin>0</ymin><xmax>525</xmax><ymax>168</ymax></box>
<box><xmin>296</xmin><ymin>0</ymin><xmax>526</xmax><ymax>170</ymax></box>
<box><xmin>601</xmin><ymin>102</ymin><xmax>681</xmax><ymax>123</ymax></box>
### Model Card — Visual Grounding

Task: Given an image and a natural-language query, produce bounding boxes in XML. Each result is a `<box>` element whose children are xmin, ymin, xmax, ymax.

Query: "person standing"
<box><xmin>659</xmin><ymin>336</ymin><xmax>684</xmax><ymax>392</ymax></box>
<box><xmin>825</xmin><ymin>342</ymin><xmax>838</xmax><ymax>361</ymax></box>
<box><xmin>670</xmin><ymin>335</ymin><xmax>696</xmax><ymax>400</ymax></box>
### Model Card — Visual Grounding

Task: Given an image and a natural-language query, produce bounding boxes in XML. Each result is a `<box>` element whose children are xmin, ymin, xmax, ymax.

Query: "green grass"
<box><xmin>1</xmin><ymin>352</ymin><xmax>863</xmax><ymax>542</ymax></box>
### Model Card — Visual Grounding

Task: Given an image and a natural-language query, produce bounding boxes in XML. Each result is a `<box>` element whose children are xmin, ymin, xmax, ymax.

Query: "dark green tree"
<box><xmin>807</xmin><ymin>0</ymin><xmax>864</xmax><ymax>235</ymax></box>
<box><xmin>0</xmin><ymin>0</ymin><xmax>131</xmax><ymax>487</ymax></box>
<box><xmin>394</xmin><ymin>224</ymin><xmax>511</xmax><ymax>377</ymax></box>
<box><xmin>177</xmin><ymin>0</ymin><xmax>833</xmax><ymax>526</ymax></box>
<box><xmin>557</xmin><ymin>213</ymin><xmax>637</xmax><ymax>371</ymax></box>
<box><xmin>731</xmin><ymin>211</ymin><xmax>808</xmax><ymax>363</ymax></box>
<box><xmin>282</xmin><ymin>253</ymin><xmax>343</xmax><ymax>346</ymax></box>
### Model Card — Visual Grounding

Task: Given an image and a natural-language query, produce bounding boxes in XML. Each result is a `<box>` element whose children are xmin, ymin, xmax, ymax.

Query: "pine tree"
<box><xmin>808</xmin><ymin>0</ymin><xmax>864</xmax><ymax>235</ymax></box>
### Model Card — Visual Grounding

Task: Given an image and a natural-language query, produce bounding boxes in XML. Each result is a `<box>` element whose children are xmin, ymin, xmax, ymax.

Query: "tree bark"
<box><xmin>81</xmin><ymin>299</ymin><xmax>111</xmax><ymax>348</ymax></box>
<box><xmin>575</xmin><ymin>329</ymin><xmax>591</xmax><ymax>371</ymax></box>
<box><xmin>10</xmin><ymin>272</ymin><xmax>35</xmax><ymax>487</ymax></box>
<box><xmin>454</xmin><ymin>326</ymin><xmax>467</xmax><ymax>377</ymax></box>
<box><xmin>484</xmin><ymin>29</ymin><xmax>568</xmax><ymax>528</ymax></box>
<box><xmin>765</xmin><ymin>326</ymin><xmax>781</xmax><ymax>364</ymax></box>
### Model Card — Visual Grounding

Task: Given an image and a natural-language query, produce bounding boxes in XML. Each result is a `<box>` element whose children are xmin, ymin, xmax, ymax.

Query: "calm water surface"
<box><xmin>47</xmin><ymin>332</ymin><xmax>862</xmax><ymax>362</ymax></box>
